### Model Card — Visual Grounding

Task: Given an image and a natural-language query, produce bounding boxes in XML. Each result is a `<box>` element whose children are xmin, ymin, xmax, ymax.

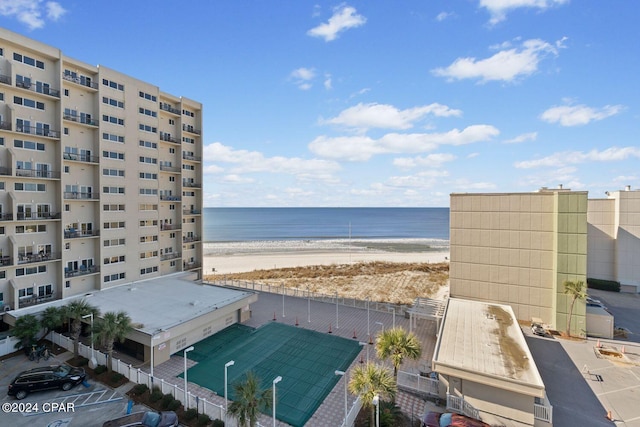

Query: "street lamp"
<box><xmin>375</xmin><ymin>321</ymin><xmax>384</xmax><ymax>334</ymax></box>
<box><xmin>359</xmin><ymin>341</ymin><xmax>368</xmax><ymax>363</ymax></box>
<box><xmin>372</xmin><ymin>394</ymin><xmax>380</xmax><ymax>427</ymax></box>
<box><xmin>272</xmin><ymin>375</ymin><xmax>282</xmax><ymax>427</ymax></box>
<box><xmin>282</xmin><ymin>283</ymin><xmax>285</xmax><ymax>318</ymax></box>
<box><xmin>224</xmin><ymin>360</ymin><xmax>235</xmax><ymax>424</ymax></box>
<box><xmin>335</xmin><ymin>370</ymin><xmax>347</xmax><ymax>425</ymax></box>
<box><xmin>307</xmin><ymin>286</ymin><xmax>311</xmax><ymax>323</ymax></box>
<box><xmin>336</xmin><ymin>291</ymin><xmax>339</xmax><ymax>329</ymax></box>
<box><xmin>82</xmin><ymin>313</ymin><xmax>97</xmax><ymax>369</ymax></box>
<box><xmin>183</xmin><ymin>346</ymin><xmax>194</xmax><ymax>408</ymax></box>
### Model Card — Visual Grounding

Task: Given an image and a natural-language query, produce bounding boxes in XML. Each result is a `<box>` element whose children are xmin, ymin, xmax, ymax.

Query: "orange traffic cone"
<box><xmin>606</xmin><ymin>410</ymin><xmax>613</xmax><ymax>420</ymax></box>
<box><xmin>596</xmin><ymin>339</ymin><xmax>601</xmax><ymax>348</ymax></box>
<box><xmin>273</xmin><ymin>312</ymin><xmax>276</xmax><ymax>321</ymax></box>
<box><xmin>328</xmin><ymin>323</ymin><xmax>332</xmax><ymax>334</ymax></box>
<box><xmin>353</xmin><ymin>329</ymin><xmax>357</xmax><ymax>339</ymax></box>
<box><xmin>621</xmin><ymin>346</ymin><xmax>625</xmax><ymax>354</ymax></box>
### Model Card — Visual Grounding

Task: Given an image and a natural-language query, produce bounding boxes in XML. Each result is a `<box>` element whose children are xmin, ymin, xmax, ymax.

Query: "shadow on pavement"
<box><xmin>526</xmin><ymin>336</ymin><xmax>614</xmax><ymax>427</ymax></box>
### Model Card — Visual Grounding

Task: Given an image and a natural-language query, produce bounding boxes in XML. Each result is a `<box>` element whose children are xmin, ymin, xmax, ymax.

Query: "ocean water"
<box><xmin>203</xmin><ymin>207</ymin><xmax>449</xmax><ymax>243</ymax></box>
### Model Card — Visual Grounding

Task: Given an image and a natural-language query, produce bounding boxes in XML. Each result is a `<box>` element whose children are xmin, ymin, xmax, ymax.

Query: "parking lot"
<box><xmin>0</xmin><ymin>352</ymin><xmax>142</xmax><ymax>427</ymax></box>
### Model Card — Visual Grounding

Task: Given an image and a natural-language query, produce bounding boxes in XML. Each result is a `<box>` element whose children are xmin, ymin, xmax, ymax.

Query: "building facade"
<box><xmin>588</xmin><ymin>186</ymin><xmax>640</xmax><ymax>292</ymax></box>
<box><xmin>0</xmin><ymin>28</ymin><xmax>203</xmax><ymax>313</ymax></box>
<box><xmin>449</xmin><ymin>188</ymin><xmax>587</xmax><ymax>335</ymax></box>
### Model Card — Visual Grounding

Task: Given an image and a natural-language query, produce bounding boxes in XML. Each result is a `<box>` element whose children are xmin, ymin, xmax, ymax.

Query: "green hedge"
<box><xmin>587</xmin><ymin>278</ymin><xmax>621</xmax><ymax>292</ymax></box>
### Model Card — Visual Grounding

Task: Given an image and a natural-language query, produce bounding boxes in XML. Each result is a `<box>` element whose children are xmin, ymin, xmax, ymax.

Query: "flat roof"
<box><xmin>7</xmin><ymin>274</ymin><xmax>255</xmax><ymax>335</ymax></box>
<box><xmin>433</xmin><ymin>298</ymin><xmax>545</xmax><ymax>396</ymax></box>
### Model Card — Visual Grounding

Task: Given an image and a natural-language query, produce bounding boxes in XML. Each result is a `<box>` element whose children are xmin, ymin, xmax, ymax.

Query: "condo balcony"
<box><xmin>182</xmin><ymin>181</ymin><xmax>201</xmax><ymax>188</ymax></box>
<box><xmin>0</xmin><ymin>256</ymin><xmax>13</xmax><ymax>266</ymax></box>
<box><xmin>161</xmin><ymin>252</ymin><xmax>182</xmax><ymax>261</ymax></box>
<box><xmin>0</xmin><ymin>213</ymin><xmax>14</xmax><ymax>221</ymax></box>
<box><xmin>16</xmin><ymin>80</ymin><xmax>60</xmax><ymax>98</ymax></box>
<box><xmin>159</xmin><ymin>103</ymin><xmax>181</xmax><ymax>115</ymax></box>
<box><xmin>64</xmin><ymin>265</ymin><xmax>100</xmax><ymax>278</ymax></box>
<box><xmin>160</xmin><ymin>134</ymin><xmax>179</xmax><ymax>144</ymax></box>
<box><xmin>182</xmin><ymin>235</ymin><xmax>201</xmax><ymax>243</ymax></box>
<box><xmin>16</xmin><ymin>124</ymin><xmax>60</xmax><ymax>139</ymax></box>
<box><xmin>182</xmin><ymin>153</ymin><xmax>202</xmax><ymax>162</ymax></box>
<box><xmin>182</xmin><ymin>124</ymin><xmax>201</xmax><ymax>135</ymax></box>
<box><xmin>16</xmin><ymin>212</ymin><xmax>61</xmax><ymax>220</ymax></box>
<box><xmin>64</xmin><ymin>228</ymin><xmax>100</xmax><ymax>239</ymax></box>
<box><xmin>184</xmin><ymin>262</ymin><xmax>202</xmax><ymax>270</ymax></box>
<box><xmin>63</xmin><ymin>114</ymin><xmax>98</xmax><ymax>127</ymax></box>
<box><xmin>0</xmin><ymin>166</ymin><xmax>11</xmax><ymax>176</ymax></box>
<box><xmin>0</xmin><ymin>121</ymin><xmax>12</xmax><ymax>131</ymax></box>
<box><xmin>182</xmin><ymin>209</ymin><xmax>201</xmax><ymax>215</ymax></box>
<box><xmin>160</xmin><ymin>223</ymin><xmax>181</xmax><ymax>231</ymax></box>
<box><xmin>63</xmin><ymin>152</ymin><xmax>100</xmax><ymax>163</ymax></box>
<box><xmin>63</xmin><ymin>191</ymin><xmax>100</xmax><ymax>200</ymax></box>
<box><xmin>0</xmin><ymin>74</ymin><xmax>11</xmax><ymax>85</ymax></box>
<box><xmin>15</xmin><ymin>168</ymin><xmax>61</xmax><ymax>179</ymax></box>
<box><xmin>160</xmin><ymin>194</ymin><xmax>182</xmax><ymax>201</ymax></box>
<box><xmin>159</xmin><ymin>164</ymin><xmax>180</xmax><ymax>173</ymax></box>
<box><xmin>62</xmin><ymin>74</ymin><xmax>98</xmax><ymax>90</ymax></box>
<box><xmin>17</xmin><ymin>251</ymin><xmax>61</xmax><ymax>265</ymax></box>
<box><xmin>18</xmin><ymin>292</ymin><xmax>56</xmax><ymax>309</ymax></box>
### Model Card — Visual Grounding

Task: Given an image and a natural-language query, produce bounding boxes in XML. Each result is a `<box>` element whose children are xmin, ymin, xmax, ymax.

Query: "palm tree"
<box><xmin>64</xmin><ymin>299</ymin><xmax>99</xmax><ymax>357</ymax></box>
<box><xmin>348</xmin><ymin>362</ymin><xmax>396</xmax><ymax>426</ymax></box>
<box><xmin>12</xmin><ymin>314</ymin><xmax>40</xmax><ymax>350</ymax></box>
<box><xmin>564</xmin><ymin>280</ymin><xmax>587</xmax><ymax>337</ymax></box>
<box><xmin>40</xmin><ymin>306</ymin><xmax>65</xmax><ymax>338</ymax></box>
<box><xmin>228</xmin><ymin>371</ymin><xmax>272</xmax><ymax>427</ymax></box>
<box><xmin>375</xmin><ymin>327</ymin><xmax>422</xmax><ymax>378</ymax></box>
<box><xmin>94</xmin><ymin>311</ymin><xmax>133</xmax><ymax>371</ymax></box>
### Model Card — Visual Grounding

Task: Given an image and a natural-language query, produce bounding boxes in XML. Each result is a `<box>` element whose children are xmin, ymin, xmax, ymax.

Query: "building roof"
<box><xmin>433</xmin><ymin>298</ymin><xmax>545</xmax><ymax>396</ymax></box>
<box><xmin>7</xmin><ymin>274</ymin><xmax>255</xmax><ymax>336</ymax></box>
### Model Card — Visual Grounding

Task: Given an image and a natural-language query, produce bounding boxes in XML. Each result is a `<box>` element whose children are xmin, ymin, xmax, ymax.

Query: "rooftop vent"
<box><xmin>625</xmin><ymin>185</ymin><xmax>631</xmax><ymax>191</ymax></box>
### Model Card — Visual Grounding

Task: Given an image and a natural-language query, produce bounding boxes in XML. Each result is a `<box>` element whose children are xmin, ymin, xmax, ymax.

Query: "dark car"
<box><xmin>7</xmin><ymin>364</ymin><xmax>86</xmax><ymax>400</ymax></box>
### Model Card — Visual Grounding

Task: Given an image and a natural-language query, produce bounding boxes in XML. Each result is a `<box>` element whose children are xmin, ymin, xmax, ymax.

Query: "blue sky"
<box><xmin>2</xmin><ymin>1</ymin><xmax>639</xmax><ymax>207</ymax></box>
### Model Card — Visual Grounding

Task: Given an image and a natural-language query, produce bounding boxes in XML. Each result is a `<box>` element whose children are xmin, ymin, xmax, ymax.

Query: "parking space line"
<box><xmin>596</xmin><ymin>384</ymin><xmax>640</xmax><ymax>397</ymax></box>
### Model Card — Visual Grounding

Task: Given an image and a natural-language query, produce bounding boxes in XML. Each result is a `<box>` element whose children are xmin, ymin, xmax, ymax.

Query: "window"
<box><xmin>103</xmin><ymin>204</ymin><xmax>125</xmax><ymax>212</ymax></box>
<box><xmin>139</xmin><ymin>220</ymin><xmax>158</xmax><ymax>227</ymax></box>
<box><xmin>139</xmin><ymin>156</ymin><xmax>157</xmax><ymax>164</ymax></box>
<box><xmin>14</xmin><ymin>182</ymin><xmax>46</xmax><ymax>192</ymax></box>
<box><xmin>14</xmin><ymin>139</ymin><xmax>45</xmax><ymax>151</ymax></box>
<box><xmin>14</xmin><ymin>96</ymin><xmax>45</xmax><ymax>110</ymax></box>
<box><xmin>139</xmin><ymin>188</ymin><xmax>157</xmax><ymax>195</ymax></box>
<box><xmin>138</xmin><ymin>107</ymin><xmax>157</xmax><ymax>117</ymax></box>
<box><xmin>103</xmin><ymin>132</ymin><xmax>125</xmax><ymax>143</ymax></box>
<box><xmin>64</xmin><ymin>166</ymin><xmax>69</xmax><ymax>173</ymax></box>
<box><xmin>139</xmin><ymin>172</ymin><xmax>157</xmax><ymax>180</ymax></box>
<box><xmin>169</xmin><ymin>119</ymin><xmax>175</xmax><ymax>125</ymax></box>
<box><xmin>102</xmin><ymin>168</ymin><xmax>125</xmax><ymax>177</ymax></box>
<box><xmin>102</xmin><ymin>96</ymin><xmax>124</xmax><ymax>108</ymax></box>
<box><xmin>140</xmin><ymin>235</ymin><xmax>158</xmax><ymax>243</ymax></box>
<box><xmin>104</xmin><ymin>255</ymin><xmax>125</xmax><ymax>265</ymax></box>
<box><xmin>183</xmin><ymin>109</ymin><xmax>195</xmax><ymax>117</ymax></box>
<box><xmin>141</xmin><ymin>266</ymin><xmax>158</xmax><ymax>275</ymax></box>
<box><xmin>139</xmin><ymin>124</ymin><xmax>157</xmax><ymax>133</ymax></box>
<box><xmin>139</xmin><ymin>91</ymin><xmax>157</xmax><ymax>102</ymax></box>
<box><xmin>140</xmin><ymin>250</ymin><xmax>158</xmax><ymax>259</ymax></box>
<box><xmin>104</xmin><ymin>238</ymin><xmax>126</xmax><ymax>247</ymax></box>
<box><xmin>38</xmin><ymin>284</ymin><xmax>53</xmax><ymax>298</ymax></box>
<box><xmin>13</xmin><ymin>52</ymin><xmax>45</xmax><ymax>69</ymax></box>
<box><xmin>139</xmin><ymin>140</ymin><xmax>157</xmax><ymax>149</ymax></box>
<box><xmin>104</xmin><ymin>272</ymin><xmax>126</xmax><ymax>283</ymax></box>
<box><xmin>64</xmin><ymin>204</ymin><xmax>70</xmax><ymax>212</ymax></box>
<box><xmin>19</xmin><ymin>288</ymin><xmax>34</xmax><ymax>298</ymax></box>
<box><xmin>64</xmin><ymin>127</ymin><xmax>69</xmax><ymax>135</ymax></box>
<box><xmin>183</xmin><ymin>164</ymin><xmax>195</xmax><ymax>171</ymax></box>
<box><xmin>103</xmin><ymin>186</ymin><xmax>125</xmax><ymax>194</ymax></box>
<box><xmin>102</xmin><ymin>150</ymin><xmax>125</xmax><ymax>160</ymax></box>
<box><xmin>183</xmin><ymin>137</ymin><xmax>195</xmax><ymax>144</ymax></box>
<box><xmin>103</xmin><ymin>221</ymin><xmax>125</xmax><ymax>229</ymax></box>
<box><xmin>102</xmin><ymin>115</ymin><xmax>124</xmax><ymax>125</ymax></box>
<box><xmin>139</xmin><ymin>204</ymin><xmax>158</xmax><ymax>211</ymax></box>
<box><xmin>65</xmin><ymin>281</ymin><xmax>70</xmax><ymax>288</ymax></box>
<box><xmin>169</xmin><ymin>176</ymin><xmax>175</xmax><ymax>182</ymax></box>
<box><xmin>64</xmin><ymin>89</ymin><xmax>69</xmax><ymax>97</ymax></box>
<box><xmin>16</xmin><ymin>224</ymin><xmax>46</xmax><ymax>233</ymax></box>
<box><xmin>102</xmin><ymin>78</ymin><xmax>124</xmax><ymax>91</ymax></box>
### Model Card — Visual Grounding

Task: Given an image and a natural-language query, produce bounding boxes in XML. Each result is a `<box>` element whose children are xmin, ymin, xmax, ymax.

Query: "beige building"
<box><xmin>0</xmin><ymin>28</ymin><xmax>203</xmax><ymax>313</ymax></box>
<box><xmin>450</xmin><ymin>188</ymin><xmax>587</xmax><ymax>336</ymax></box>
<box><xmin>587</xmin><ymin>186</ymin><xmax>640</xmax><ymax>293</ymax></box>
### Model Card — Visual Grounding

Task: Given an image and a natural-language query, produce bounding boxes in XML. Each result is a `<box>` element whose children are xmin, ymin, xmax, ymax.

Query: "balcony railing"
<box><xmin>17</xmin><ymin>252</ymin><xmax>61</xmax><ymax>265</ymax></box>
<box><xmin>15</xmin><ymin>168</ymin><xmax>61</xmax><ymax>179</ymax></box>
<box><xmin>161</xmin><ymin>252</ymin><xmax>182</xmax><ymax>261</ymax></box>
<box><xmin>63</xmin><ymin>152</ymin><xmax>100</xmax><ymax>163</ymax></box>
<box><xmin>182</xmin><ymin>181</ymin><xmax>201</xmax><ymax>188</ymax></box>
<box><xmin>182</xmin><ymin>125</ymin><xmax>201</xmax><ymax>135</ymax></box>
<box><xmin>16</xmin><ymin>80</ymin><xmax>60</xmax><ymax>98</ymax></box>
<box><xmin>16</xmin><ymin>124</ymin><xmax>60</xmax><ymax>138</ymax></box>
<box><xmin>62</xmin><ymin>74</ymin><xmax>98</xmax><ymax>89</ymax></box>
<box><xmin>160</xmin><ymin>134</ymin><xmax>179</xmax><ymax>143</ymax></box>
<box><xmin>0</xmin><ymin>166</ymin><xmax>11</xmax><ymax>176</ymax></box>
<box><xmin>64</xmin><ymin>229</ymin><xmax>100</xmax><ymax>239</ymax></box>
<box><xmin>160</xmin><ymin>195</ymin><xmax>182</xmax><ymax>201</ymax></box>
<box><xmin>18</xmin><ymin>293</ymin><xmax>56</xmax><ymax>309</ymax></box>
<box><xmin>184</xmin><ymin>262</ymin><xmax>202</xmax><ymax>270</ymax></box>
<box><xmin>159</xmin><ymin>164</ymin><xmax>180</xmax><ymax>173</ymax></box>
<box><xmin>0</xmin><ymin>121</ymin><xmax>11</xmax><ymax>131</ymax></box>
<box><xmin>159</xmin><ymin>103</ymin><xmax>181</xmax><ymax>115</ymax></box>
<box><xmin>1</xmin><ymin>256</ymin><xmax>13</xmax><ymax>266</ymax></box>
<box><xmin>0</xmin><ymin>213</ymin><xmax>14</xmax><ymax>221</ymax></box>
<box><xmin>160</xmin><ymin>223</ymin><xmax>181</xmax><ymax>231</ymax></box>
<box><xmin>63</xmin><ymin>114</ymin><xmax>98</xmax><ymax>126</ymax></box>
<box><xmin>64</xmin><ymin>265</ymin><xmax>100</xmax><ymax>278</ymax></box>
<box><xmin>0</xmin><ymin>74</ymin><xmax>11</xmax><ymax>85</ymax></box>
<box><xmin>63</xmin><ymin>191</ymin><xmax>99</xmax><ymax>200</ymax></box>
<box><xmin>182</xmin><ymin>153</ymin><xmax>202</xmax><ymax>162</ymax></box>
<box><xmin>16</xmin><ymin>212</ymin><xmax>61</xmax><ymax>220</ymax></box>
<box><xmin>183</xmin><ymin>235</ymin><xmax>200</xmax><ymax>243</ymax></box>
<box><xmin>183</xmin><ymin>209</ymin><xmax>201</xmax><ymax>215</ymax></box>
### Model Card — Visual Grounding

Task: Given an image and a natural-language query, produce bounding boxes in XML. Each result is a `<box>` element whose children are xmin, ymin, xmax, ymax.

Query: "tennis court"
<box><xmin>181</xmin><ymin>322</ymin><xmax>361</xmax><ymax>426</ymax></box>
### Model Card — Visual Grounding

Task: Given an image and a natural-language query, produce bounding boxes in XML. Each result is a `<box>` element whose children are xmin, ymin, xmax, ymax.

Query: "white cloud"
<box><xmin>290</xmin><ymin>67</ymin><xmax>316</xmax><ymax>90</ymax></box>
<box><xmin>393</xmin><ymin>153</ymin><xmax>456</xmax><ymax>169</ymax></box>
<box><xmin>436</xmin><ymin>11</ymin><xmax>454</xmax><ymax>21</ymax></box>
<box><xmin>479</xmin><ymin>0</ymin><xmax>569</xmax><ymax>25</ymax></box>
<box><xmin>451</xmin><ymin>179</ymin><xmax>497</xmax><ymax>190</ymax></box>
<box><xmin>307</xmin><ymin>5</ymin><xmax>366</xmax><ymax>42</ymax></box>
<box><xmin>223</xmin><ymin>174</ymin><xmax>255</xmax><ymax>184</ymax></box>
<box><xmin>322</xmin><ymin>102</ymin><xmax>462</xmax><ymax>131</ymax></box>
<box><xmin>309</xmin><ymin>125</ymin><xmax>499</xmax><ymax>161</ymax></box>
<box><xmin>0</xmin><ymin>0</ymin><xmax>66</xmax><ymax>30</ymax></box>
<box><xmin>515</xmin><ymin>147</ymin><xmax>640</xmax><ymax>169</ymax></box>
<box><xmin>324</xmin><ymin>74</ymin><xmax>333</xmax><ymax>90</ymax></box>
<box><xmin>504</xmin><ymin>131</ymin><xmax>537</xmax><ymax>144</ymax></box>
<box><xmin>540</xmin><ymin>104</ymin><xmax>624</xmax><ymax>126</ymax></box>
<box><xmin>432</xmin><ymin>38</ymin><xmax>562</xmax><ymax>83</ymax></box>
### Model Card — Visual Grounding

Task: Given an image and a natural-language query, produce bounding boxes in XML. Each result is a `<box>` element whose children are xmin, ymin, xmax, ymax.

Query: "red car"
<box><xmin>423</xmin><ymin>411</ymin><xmax>490</xmax><ymax>427</ymax></box>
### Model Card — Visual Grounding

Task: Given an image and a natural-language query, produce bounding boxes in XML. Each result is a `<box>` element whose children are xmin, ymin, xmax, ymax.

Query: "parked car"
<box><xmin>7</xmin><ymin>364</ymin><xmax>86</xmax><ymax>400</ymax></box>
<box><xmin>102</xmin><ymin>410</ymin><xmax>178</xmax><ymax>427</ymax></box>
<box><xmin>531</xmin><ymin>322</ymin><xmax>546</xmax><ymax>336</ymax></box>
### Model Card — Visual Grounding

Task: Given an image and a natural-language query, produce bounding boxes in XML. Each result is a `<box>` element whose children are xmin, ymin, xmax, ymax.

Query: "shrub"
<box><xmin>94</xmin><ymin>365</ymin><xmax>107</xmax><ymax>375</ymax></box>
<box><xmin>149</xmin><ymin>388</ymin><xmax>163</xmax><ymax>403</ymax></box>
<box><xmin>167</xmin><ymin>399</ymin><xmax>181</xmax><ymax>411</ymax></box>
<box><xmin>197</xmin><ymin>413</ymin><xmax>211</xmax><ymax>426</ymax></box>
<box><xmin>110</xmin><ymin>372</ymin><xmax>125</xmax><ymax>384</ymax></box>
<box><xmin>132</xmin><ymin>383</ymin><xmax>148</xmax><ymax>396</ymax></box>
<box><xmin>160</xmin><ymin>393</ymin><xmax>174</xmax><ymax>409</ymax></box>
<box><xmin>184</xmin><ymin>408</ymin><xmax>198</xmax><ymax>421</ymax></box>
<box><xmin>587</xmin><ymin>278</ymin><xmax>621</xmax><ymax>292</ymax></box>
<box><xmin>212</xmin><ymin>419</ymin><xmax>225</xmax><ymax>427</ymax></box>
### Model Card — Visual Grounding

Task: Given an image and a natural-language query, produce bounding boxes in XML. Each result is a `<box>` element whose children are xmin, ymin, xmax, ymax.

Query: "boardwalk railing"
<box><xmin>534</xmin><ymin>399</ymin><xmax>553</xmax><ymax>424</ymax></box>
<box><xmin>213</xmin><ymin>279</ymin><xmax>410</xmax><ymax>317</ymax></box>
<box><xmin>397</xmin><ymin>371</ymin><xmax>439</xmax><ymax>396</ymax></box>
<box><xmin>447</xmin><ymin>394</ymin><xmax>480</xmax><ymax>420</ymax></box>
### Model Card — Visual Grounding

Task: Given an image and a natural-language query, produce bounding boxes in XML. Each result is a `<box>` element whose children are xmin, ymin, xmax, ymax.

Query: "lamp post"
<box><xmin>359</xmin><ymin>341</ymin><xmax>368</xmax><ymax>363</ymax></box>
<box><xmin>272</xmin><ymin>376</ymin><xmax>282</xmax><ymax>427</ymax></box>
<box><xmin>282</xmin><ymin>283</ymin><xmax>285</xmax><ymax>318</ymax></box>
<box><xmin>183</xmin><ymin>346</ymin><xmax>194</xmax><ymax>408</ymax></box>
<box><xmin>82</xmin><ymin>313</ymin><xmax>97</xmax><ymax>369</ymax></box>
<box><xmin>389</xmin><ymin>307</ymin><xmax>395</xmax><ymax>329</ymax></box>
<box><xmin>307</xmin><ymin>286</ymin><xmax>311</xmax><ymax>323</ymax></box>
<box><xmin>372</xmin><ymin>394</ymin><xmax>380</xmax><ymax>427</ymax></box>
<box><xmin>367</xmin><ymin>297</ymin><xmax>370</xmax><ymax>337</ymax></box>
<box><xmin>335</xmin><ymin>291</ymin><xmax>339</xmax><ymax>329</ymax></box>
<box><xmin>224</xmin><ymin>360</ymin><xmax>235</xmax><ymax>424</ymax></box>
<box><xmin>335</xmin><ymin>370</ymin><xmax>347</xmax><ymax>425</ymax></box>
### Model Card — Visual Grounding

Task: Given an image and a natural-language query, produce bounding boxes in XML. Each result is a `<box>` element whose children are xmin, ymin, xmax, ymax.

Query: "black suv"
<box><xmin>7</xmin><ymin>365</ymin><xmax>86</xmax><ymax>399</ymax></box>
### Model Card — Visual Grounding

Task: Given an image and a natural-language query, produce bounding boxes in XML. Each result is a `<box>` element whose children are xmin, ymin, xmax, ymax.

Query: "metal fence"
<box><xmin>397</xmin><ymin>371</ymin><xmax>439</xmax><ymax>396</ymax></box>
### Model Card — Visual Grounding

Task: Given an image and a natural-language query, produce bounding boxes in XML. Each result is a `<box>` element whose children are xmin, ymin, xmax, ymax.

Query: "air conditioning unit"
<box><xmin>4</xmin><ymin>305</ymin><xmax>11</xmax><ymax>312</ymax></box>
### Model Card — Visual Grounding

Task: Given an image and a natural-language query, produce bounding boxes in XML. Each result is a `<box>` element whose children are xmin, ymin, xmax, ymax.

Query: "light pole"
<box><xmin>224</xmin><ymin>360</ymin><xmax>235</xmax><ymax>424</ymax></box>
<box><xmin>307</xmin><ymin>286</ymin><xmax>311</xmax><ymax>323</ymax></box>
<box><xmin>82</xmin><ymin>313</ymin><xmax>97</xmax><ymax>369</ymax></box>
<box><xmin>183</xmin><ymin>346</ymin><xmax>194</xmax><ymax>408</ymax></box>
<box><xmin>367</xmin><ymin>298</ymin><xmax>370</xmax><ymax>337</ymax></box>
<box><xmin>272</xmin><ymin>376</ymin><xmax>282</xmax><ymax>427</ymax></box>
<box><xmin>359</xmin><ymin>341</ymin><xmax>368</xmax><ymax>363</ymax></box>
<box><xmin>389</xmin><ymin>307</ymin><xmax>395</xmax><ymax>329</ymax></box>
<box><xmin>372</xmin><ymin>394</ymin><xmax>380</xmax><ymax>427</ymax></box>
<box><xmin>282</xmin><ymin>283</ymin><xmax>285</xmax><ymax>318</ymax></box>
<box><xmin>335</xmin><ymin>370</ymin><xmax>347</xmax><ymax>425</ymax></box>
<box><xmin>335</xmin><ymin>291</ymin><xmax>339</xmax><ymax>329</ymax></box>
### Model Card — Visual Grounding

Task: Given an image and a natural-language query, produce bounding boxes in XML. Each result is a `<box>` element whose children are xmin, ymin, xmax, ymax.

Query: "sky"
<box><xmin>1</xmin><ymin>1</ymin><xmax>639</xmax><ymax>207</ymax></box>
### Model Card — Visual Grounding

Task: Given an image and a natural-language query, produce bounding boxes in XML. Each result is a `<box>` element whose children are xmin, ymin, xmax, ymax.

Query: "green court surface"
<box><xmin>181</xmin><ymin>322</ymin><xmax>361</xmax><ymax>426</ymax></box>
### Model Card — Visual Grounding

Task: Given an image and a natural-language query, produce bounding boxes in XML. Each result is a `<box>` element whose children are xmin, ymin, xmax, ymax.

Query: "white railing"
<box><xmin>343</xmin><ymin>396</ymin><xmax>362</xmax><ymax>427</ymax></box>
<box><xmin>46</xmin><ymin>332</ymin><xmax>227</xmax><ymax>424</ymax></box>
<box><xmin>534</xmin><ymin>402</ymin><xmax>553</xmax><ymax>423</ymax></box>
<box><xmin>0</xmin><ymin>335</ymin><xmax>21</xmax><ymax>357</ymax></box>
<box><xmin>446</xmin><ymin>394</ymin><xmax>479</xmax><ymax>420</ymax></box>
<box><xmin>397</xmin><ymin>371</ymin><xmax>439</xmax><ymax>396</ymax></box>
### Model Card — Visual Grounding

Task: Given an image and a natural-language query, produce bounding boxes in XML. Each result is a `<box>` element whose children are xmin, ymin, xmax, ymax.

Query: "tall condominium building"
<box><xmin>0</xmin><ymin>28</ymin><xmax>203</xmax><ymax>312</ymax></box>
<box><xmin>449</xmin><ymin>188</ymin><xmax>588</xmax><ymax>336</ymax></box>
<box><xmin>588</xmin><ymin>186</ymin><xmax>640</xmax><ymax>293</ymax></box>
